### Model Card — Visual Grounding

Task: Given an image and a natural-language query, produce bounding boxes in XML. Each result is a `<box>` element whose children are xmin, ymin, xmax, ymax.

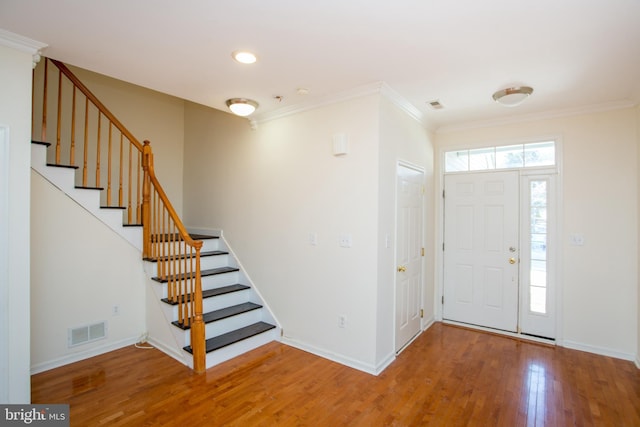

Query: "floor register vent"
<box><xmin>68</xmin><ymin>321</ymin><xmax>107</xmax><ymax>347</ymax></box>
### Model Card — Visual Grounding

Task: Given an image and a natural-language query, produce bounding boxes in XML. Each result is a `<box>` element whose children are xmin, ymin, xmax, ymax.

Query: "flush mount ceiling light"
<box><xmin>492</xmin><ymin>86</ymin><xmax>534</xmax><ymax>107</ymax></box>
<box><xmin>226</xmin><ymin>98</ymin><xmax>259</xmax><ymax>116</ymax></box>
<box><xmin>232</xmin><ymin>51</ymin><xmax>257</xmax><ymax>64</ymax></box>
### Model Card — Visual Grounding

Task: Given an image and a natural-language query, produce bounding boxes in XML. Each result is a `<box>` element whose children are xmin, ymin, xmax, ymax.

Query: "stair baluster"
<box><xmin>32</xmin><ymin>58</ymin><xmax>207</xmax><ymax>373</ymax></box>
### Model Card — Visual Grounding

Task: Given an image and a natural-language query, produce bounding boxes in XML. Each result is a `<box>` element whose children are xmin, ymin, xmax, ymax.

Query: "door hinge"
<box><xmin>442</xmin><ymin>296</ymin><xmax>444</xmax><ymax>304</ymax></box>
<box><xmin>421</xmin><ymin>247</ymin><xmax>425</xmax><ymax>257</ymax></box>
<box><xmin>422</xmin><ymin>185</ymin><xmax>425</xmax><ymax>194</ymax></box>
<box><xmin>442</xmin><ymin>242</ymin><xmax>445</xmax><ymax>251</ymax></box>
<box><xmin>442</xmin><ymin>189</ymin><xmax>445</xmax><ymax>198</ymax></box>
<box><xmin>420</xmin><ymin>309</ymin><xmax>424</xmax><ymax>318</ymax></box>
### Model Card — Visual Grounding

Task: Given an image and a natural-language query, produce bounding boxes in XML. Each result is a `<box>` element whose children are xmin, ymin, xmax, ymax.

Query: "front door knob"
<box><xmin>397</xmin><ymin>265</ymin><xmax>407</xmax><ymax>272</ymax></box>
<box><xmin>509</xmin><ymin>257</ymin><xmax>517</xmax><ymax>264</ymax></box>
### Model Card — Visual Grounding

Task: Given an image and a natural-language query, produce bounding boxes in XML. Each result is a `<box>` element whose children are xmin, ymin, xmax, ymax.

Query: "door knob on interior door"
<box><xmin>509</xmin><ymin>257</ymin><xmax>517</xmax><ymax>264</ymax></box>
<box><xmin>397</xmin><ymin>265</ymin><xmax>407</xmax><ymax>272</ymax></box>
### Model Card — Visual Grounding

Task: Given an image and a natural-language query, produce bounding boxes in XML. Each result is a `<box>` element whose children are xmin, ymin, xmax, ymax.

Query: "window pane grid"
<box><xmin>529</xmin><ymin>180</ymin><xmax>548</xmax><ymax>314</ymax></box>
<box><xmin>444</xmin><ymin>141</ymin><xmax>555</xmax><ymax>172</ymax></box>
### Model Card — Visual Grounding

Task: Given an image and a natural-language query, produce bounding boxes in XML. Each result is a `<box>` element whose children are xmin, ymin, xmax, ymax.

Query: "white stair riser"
<box><xmin>150</xmin><ymin>254</ymin><xmax>229</xmax><ymax>272</ymax></box>
<box><xmin>151</xmin><ymin>270</ymin><xmax>240</xmax><ymax>299</ymax></box>
<box><xmin>202</xmin><ymin>271</ymin><xmax>240</xmax><ymax>290</ymax></box>
<box><xmin>164</xmin><ymin>291</ymin><xmax>252</xmax><ymax>319</ymax></box>
<box><xmin>203</xmin><ymin>291</ymin><xmax>251</xmax><ymax>313</ymax></box>
<box><xmin>202</xmin><ymin>328</ymin><xmax>278</xmax><ymax>368</ymax></box>
<box><xmin>31</xmin><ymin>144</ymin><xmax>143</xmax><ymax>250</ymax></box>
<box><xmin>182</xmin><ymin>309</ymin><xmax>264</xmax><ymax>347</ymax></box>
<box><xmin>151</xmin><ymin>238</ymin><xmax>220</xmax><ymax>255</ymax></box>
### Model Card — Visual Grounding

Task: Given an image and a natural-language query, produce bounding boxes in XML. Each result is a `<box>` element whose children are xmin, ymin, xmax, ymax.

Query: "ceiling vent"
<box><xmin>427</xmin><ymin>100</ymin><xmax>444</xmax><ymax>110</ymax></box>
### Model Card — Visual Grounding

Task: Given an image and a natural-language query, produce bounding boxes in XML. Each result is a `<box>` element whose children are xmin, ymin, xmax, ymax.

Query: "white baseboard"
<box><xmin>281</xmin><ymin>337</ymin><xmax>382</xmax><ymax>376</ymax></box>
<box><xmin>636</xmin><ymin>355</ymin><xmax>640</xmax><ymax>369</ymax></box>
<box><xmin>562</xmin><ymin>340</ymin><xmax>636</xmax><ymax>362</ymax></box>
<box><xmin>30</xmin><ymin>336</ymin><xmax>138</xmax><ymax>375</ymax></box>
<box><xmin>147</xmin><ymin>336</ymin><xmax>187</xmax><ymax>366</ymax></box>
<box><xmin>422</xmin><ymin>316</ymin><xmax>436</xmax><ymax>331</ymax></box>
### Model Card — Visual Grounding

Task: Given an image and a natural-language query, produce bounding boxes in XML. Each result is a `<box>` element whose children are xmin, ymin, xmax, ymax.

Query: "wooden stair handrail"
<box><xmin>39</xmin><ymin>58</ymin><xmax>207</xmax><ymax>373</ymax></box>
<box><xmin>141</xmin><ymin>141</ymin><xmax>201</xmax><ymax>249</ymax></box>
<box><xmin>142</xmin><ymin>140</ymin><xmax>205</xmax><ymax>373</ymax></box>
<box><xmin>48</xmin><ymin>58</ymin><xmax>144</xmax><ymax>152</ymax></box>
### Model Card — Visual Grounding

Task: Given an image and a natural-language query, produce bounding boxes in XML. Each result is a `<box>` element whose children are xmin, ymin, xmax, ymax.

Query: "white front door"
<box><xmin>395</xmin><ymin>164</ymin><xmax>423</xmax><ymax>352</ymax></box>
<box><xmin>443</xmin><ymin>171</ymin><xmax>519</xmax><ymax>332</ymax></box>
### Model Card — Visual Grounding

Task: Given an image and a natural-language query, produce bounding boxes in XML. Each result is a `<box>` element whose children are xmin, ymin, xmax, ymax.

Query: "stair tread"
<box><xmin>184</xmin><ymin>322</ymin><xmax>276</xmax><ymax>354</ymax></box>
<box><xmin>46</xmin><ymin>163</ymin><xmax>78</xmax><ymax>169</ymax></box>
<box><xmin>161</xmin><ymin>283</ymin><xmax>250</xmax><ymax>305</ymax></box>
<box><xmin>152</xmin><ymin>266</ymin><xmax>239</xmax><ymax>283</ymax></box>
<box><xmin>151</xmin><ymin>233</ymin><xmax>219</xmax><ymax>242</ymax></box>
<box><xmin>146</xmin><ymin>250</ymin><xmax>228</xmax><ymax>263</ymax></box>
<box><xmin>75</xmin><ymin>185</ymin><xmax>104</xmax><ymax>190</ymax></box>
<box><xmin>172</xmin><ymin>302</ymin><xmax>262</xmax><ymax>330</ymax></box>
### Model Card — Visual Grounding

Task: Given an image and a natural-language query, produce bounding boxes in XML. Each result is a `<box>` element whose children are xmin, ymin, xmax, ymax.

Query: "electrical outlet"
<box><xmin>338</xmin><ymin>234</ymin><xmax>352</xmax><ymax>248</ymax></box>
<box><xmin>112</xmin><ymin>305</ymin><xmax>120</xmax><ymax>316</ymax></box>
<box><xmin>338</xmin><ymin>315</ymin><xmax>347</xmax><ymax>328</ymax></box>
<box><xmin>309</xmin><ymin>232</ymin><xmax>318</xmax><ymax>246</ymax></box>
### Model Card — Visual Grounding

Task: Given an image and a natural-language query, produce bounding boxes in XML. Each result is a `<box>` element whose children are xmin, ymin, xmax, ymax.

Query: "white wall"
<box><xmin>184</xmin><ymin>96</ymin><xmax>388</xmax><ymax>372</ymax></box>
<box><xmin>30</xmin><ymin>171</ymin><xmax>146</xmax><ymax>372</ymax></box>
<box><xmin>0</xmin><ymin>43</ymin><xmax>36</xmax><ymax>403</ymax></box>
<box><xmin>435</xmin><ymin>107</ymin><xmax>638</xmax><ymax>360</ymax></box>
<box><xmin>377</xmin><ymin>97</ymin><xmax>434</xmax><ymax>364</ymax></box>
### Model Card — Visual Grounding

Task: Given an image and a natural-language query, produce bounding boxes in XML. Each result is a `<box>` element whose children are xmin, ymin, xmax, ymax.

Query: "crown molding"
<box><xmin>378</xmin><ymin>82</ymin><xmax>424</xmax><ymax>124</ymax></box>
<box><xmin>0</xmin><ymin>29</ymin><xmax>47</xmax><ymax>68</ymax></box>
<box><xmin>253</xmin><ymin>81</ymin><xmax>425</xmax><ymax>127</ymax></box>
<box><xmin>436</xmin><ymin>99</ymin><xmax>638</xmax><ymax>134</ymax></box>
<box><xmin>0</xmin><ymin>29</ymin><xmax>47</xmax><ymax>54</ymax></box>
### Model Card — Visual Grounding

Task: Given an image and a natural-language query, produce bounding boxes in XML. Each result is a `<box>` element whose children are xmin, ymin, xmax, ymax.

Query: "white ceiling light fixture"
<box><xmin>492</xmin><ymin>86</ymin><xmax>534</xmax><ymax>107</ymax></box>
<box><xmin>226</xmin><ymin>98</ymin><xmax>259</xmax><ymax>116</ymax></box>
<box><xmin>232</xmin><ymin>51</ymin><xmax>257</xmax><ymax>64</ymax></box>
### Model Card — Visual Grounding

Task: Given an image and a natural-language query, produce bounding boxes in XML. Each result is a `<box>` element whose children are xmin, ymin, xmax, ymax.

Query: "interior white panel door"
<box><xmin>443</xmin><ymin>171</ymin><xmax>519</xmax><ymax>332</ymax></box>
<box><xmin>395</xmin><ymin>164</ymin><xmax>423</xmax><ymax>352</ymax></box>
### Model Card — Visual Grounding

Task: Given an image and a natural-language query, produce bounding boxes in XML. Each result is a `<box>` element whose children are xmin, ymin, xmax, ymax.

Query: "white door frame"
<box><xmin>394</xmin><ymin>160</ymin><xmax>425</xmax><ymax>353</ymax></box>
<box><xmin>435</xmin><ymin>141</ymin><xmax>563</xmax><ymax>345</ymax></box>
<box><xmin>0</xmin><ymin>126</ymin><xmax>9</xmax><ymax>403</ymax></box>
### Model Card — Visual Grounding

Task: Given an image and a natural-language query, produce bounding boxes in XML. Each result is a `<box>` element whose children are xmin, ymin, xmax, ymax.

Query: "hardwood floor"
<box><xmin>32</xmin><ymin>323</ymin><xmax>640</xmax><ymax>426</ymax></box>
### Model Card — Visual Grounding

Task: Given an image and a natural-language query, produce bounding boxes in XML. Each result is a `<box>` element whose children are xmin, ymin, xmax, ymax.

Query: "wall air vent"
<box><xmin>427</xmin><ymin>100</ymin><xmax>444</xmax><ymax>110</ymax></box>
<box><xmin>68</xmin><ymin>321</ymin><xmax>107</xmax><ymax>347</ymax></box>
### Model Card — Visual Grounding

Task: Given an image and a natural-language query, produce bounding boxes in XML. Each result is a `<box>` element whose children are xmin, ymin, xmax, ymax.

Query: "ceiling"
<box><xmin>1</xmin><ymin>1</ymin><xmax>639</xmax><ymax>131</ymax></box>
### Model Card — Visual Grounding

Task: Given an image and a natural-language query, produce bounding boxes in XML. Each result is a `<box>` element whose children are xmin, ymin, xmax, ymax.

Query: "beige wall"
<box><xmin>436</xmin><ymin>107</ymin><xmax>638</xmax><ymax>360</ymax></box>
<box><xmin>0</xmin><ymin>44</ymin><xmax>33</xmax><ymax>403</ymax></box>
<box><xmin>184</xmin><ymin>95</ymin><xmax>414</xmax><ymax>372</ymax></box>
<box><xmin>68</xmin><ymin>66</ymin><xmax>186</xmax><ymax>216</ymax></box>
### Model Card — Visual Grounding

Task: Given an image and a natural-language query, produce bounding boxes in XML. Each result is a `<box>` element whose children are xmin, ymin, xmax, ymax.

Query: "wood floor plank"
<box><xmin>32</xmin><ymin>323</ymin><xmax>640</xmax><ymax>426</ymax></box>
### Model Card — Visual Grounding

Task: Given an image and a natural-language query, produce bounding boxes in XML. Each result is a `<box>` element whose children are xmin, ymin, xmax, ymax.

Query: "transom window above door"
<box><xmin>445</xmin><ymin>141</ymin><xmax>555</xmax><ymax>172</ymax></box>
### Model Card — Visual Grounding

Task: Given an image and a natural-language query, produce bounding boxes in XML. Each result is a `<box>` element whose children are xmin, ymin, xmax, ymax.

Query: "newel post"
<box><xmin>141</xmin><ymin>141</ymin><xmax>152</xmax><ymax>259</ymax></box>
<box><xmin>191</xmin><ymin>241</ymin><xmax>206</xmax><ymax>373</ymax></box>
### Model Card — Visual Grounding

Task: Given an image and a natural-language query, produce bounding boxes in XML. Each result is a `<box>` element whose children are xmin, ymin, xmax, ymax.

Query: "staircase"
<box><xmin>30</xmin><ymin>57</ymin><xmax>279</xmax><ymax>372</ymax></box>
<box><xmin>145</xmin><ymin>232</ymin><xmax>278</xmax><ymax>369</ymax></box>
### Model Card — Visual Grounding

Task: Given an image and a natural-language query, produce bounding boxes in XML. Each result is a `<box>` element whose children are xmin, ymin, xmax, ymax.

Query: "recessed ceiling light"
<box><xmin>232</xmin><ymin>51</ymin><xmax>257</xmax><ymax>64</ymax></box>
